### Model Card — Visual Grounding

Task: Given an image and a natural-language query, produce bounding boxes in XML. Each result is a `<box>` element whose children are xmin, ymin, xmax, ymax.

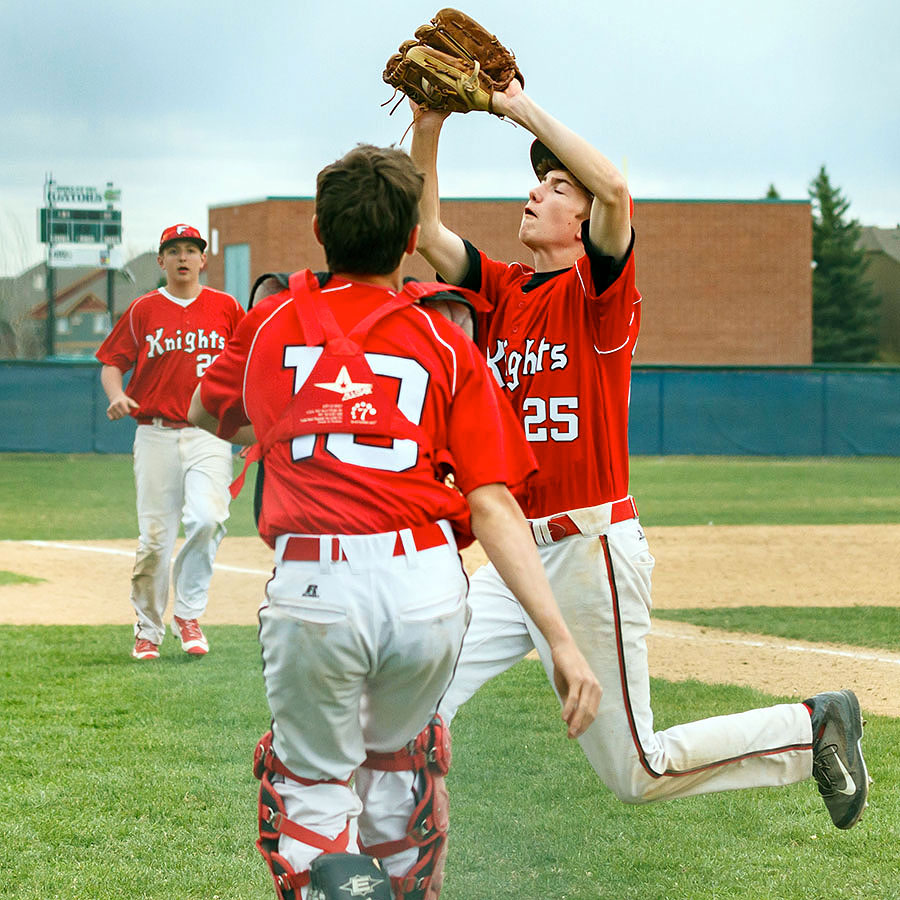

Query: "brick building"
<box><xmin>207</xmin><ymin>196</ymin><xmax>813</xmax><ymax>365</ymax></box>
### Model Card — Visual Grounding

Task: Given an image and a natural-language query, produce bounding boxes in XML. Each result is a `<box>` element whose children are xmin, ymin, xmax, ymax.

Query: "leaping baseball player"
<box><xmin>97</xmin><ymin>224</ymin><xmax>244</xmax><ymax>660</ymax></box>
<box><xmin>407</xmin><ymin>67</ymin><xmax>870</xmax><ymax>831</ymax></box>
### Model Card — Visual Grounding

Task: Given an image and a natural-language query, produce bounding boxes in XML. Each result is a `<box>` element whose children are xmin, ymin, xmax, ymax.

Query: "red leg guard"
<box><xmin>359</xmin><ymin>716</ymin><xmax>451</xmax><ymax>900</ymax></box>
<box><xmin>253</xmin><ymin>730</ymin><xmax>353</xmax><ymax>899</ymax></box>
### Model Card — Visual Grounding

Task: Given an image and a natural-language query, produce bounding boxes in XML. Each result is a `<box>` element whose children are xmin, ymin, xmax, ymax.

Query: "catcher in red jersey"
<box><xmin>409</xmin><ymin>78</ymin><xmax>869</xmax><ymax>832</ymax></box>
<box><xmin>188</xmin><ymin>144</ymin><xmax>599</xmax><ymax>899</ymax></box>
<box><xmin>96</xmin><ymin>225</ymin><xmax>244</xmax><ymax>661</ymax></box>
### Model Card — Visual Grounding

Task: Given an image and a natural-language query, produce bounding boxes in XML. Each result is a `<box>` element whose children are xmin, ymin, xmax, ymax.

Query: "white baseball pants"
<box><xmin>131</xmin><ymin>423</ymin><xmax>233</xmax><ymax>645</ymax></box>
<box><xmin>258</xmin><ymin>523</ymin><xmax>469</xmax><ymax>892</ymax></box>
<box><xmin>440</xmin><ymin>501</ymin><xmax>814</xmax><ymax>803</ymax></box>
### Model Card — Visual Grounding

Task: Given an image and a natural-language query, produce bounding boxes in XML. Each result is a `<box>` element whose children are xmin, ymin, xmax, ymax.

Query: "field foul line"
<box><xmin>652</xmin><ymin>628</ymin><xmax>900</xmax><ymax>667</ymax></box>
<box><xmin>15</xmin><ymin>540</ymin><xmax>271</xmax><ymax>576</ymax></box>
<box><xmin>8</xmin><ymin>542</ymin><xmax>900</xmax><ymax>667</ymax></box>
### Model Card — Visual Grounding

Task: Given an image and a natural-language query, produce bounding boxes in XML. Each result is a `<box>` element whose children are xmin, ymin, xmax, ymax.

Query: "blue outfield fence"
<box><xmin>1</xmin><ymin>360</ymin><xmax>899</xmax><ymax>455</ymax></box>
<box><xmin>1</xmin><ymin>360</ymin><xmax>136</xmax><ymax>454</ymax></box>
<box><xmin>630</xmin><ymin>366</ymin><xmax>900</xmax><ymax>455</ymax></box>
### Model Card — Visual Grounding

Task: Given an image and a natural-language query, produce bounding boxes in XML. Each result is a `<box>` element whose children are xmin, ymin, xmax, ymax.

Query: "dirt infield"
<box><xmin>2</xmin><ymin>524</ymin><xmax>898</xmax><ymax>716</ymax></box>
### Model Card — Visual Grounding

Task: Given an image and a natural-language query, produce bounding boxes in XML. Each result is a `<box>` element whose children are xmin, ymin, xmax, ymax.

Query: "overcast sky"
<box><xmin>2</xmin><ymin>0</ymin><xmax>898</xmax><ymax>277</ymax></box>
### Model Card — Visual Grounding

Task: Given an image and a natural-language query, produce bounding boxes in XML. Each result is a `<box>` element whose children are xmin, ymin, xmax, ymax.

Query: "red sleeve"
<box><xmin>576</xmin><ymin>244</ymin><xmax>639</xmax><ymax>352</ymax></box>
<box><xmin>199</xmin><ymin>305</ymin><xmax>261</xmax><ymax>440</ymax></box>
<box><xmin>95</xmin><ymin>299</ymin><xmax>140</xmax><ymax>372</ymax></box>
<box><xmin>445</xmin><ymin>335</ymin><xmax>536</xmax><ymax>496</ymax></box>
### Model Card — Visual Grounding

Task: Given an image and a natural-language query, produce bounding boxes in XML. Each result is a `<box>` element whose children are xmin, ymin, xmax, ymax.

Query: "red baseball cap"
<box><xmin>158</xmin><ymin>224</ymin><xmax>207</xmax><ymax>253</ymax></box>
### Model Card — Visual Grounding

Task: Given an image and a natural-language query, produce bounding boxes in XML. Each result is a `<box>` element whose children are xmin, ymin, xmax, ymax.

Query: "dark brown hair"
<box><xmin>315</xmin><ymin>144</ymin><xmax>423</xmax><ymax>275</ymax></box>
<box><xmin>533</xmin><ymin>157</ymin><xmax>593</xmax><ymax>216</ymax></box>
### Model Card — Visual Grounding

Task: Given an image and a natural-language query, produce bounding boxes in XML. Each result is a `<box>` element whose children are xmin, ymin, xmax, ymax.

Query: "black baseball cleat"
<box><xmin>806</xmin><ymin>689</ymin><xmax>870</xmax><ymax>829</ymax></box>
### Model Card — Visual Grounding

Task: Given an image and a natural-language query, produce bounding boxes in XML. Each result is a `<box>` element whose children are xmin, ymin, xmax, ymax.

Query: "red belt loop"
<box><xmin>542</xmin><ymin>497</ymin><xmax>638</xmax><ymax>544</ymax></box>
<box><xmin>282</xmin><ymin>522</ymin><xmax>448</xmax><ymax>563</ymax></box>
<box><xmin>612</xmin><ymin>496</ymin><xmax>638</xmax><ymax>524</ymax></box>
<box><xmin>136</xmin><ymin>416</ymin><xmax>191</xmax><ymax>429</ymax></box>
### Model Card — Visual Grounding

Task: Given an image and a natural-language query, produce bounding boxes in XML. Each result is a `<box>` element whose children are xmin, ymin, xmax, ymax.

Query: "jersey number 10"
<box><xmin>283</xmin><ymin>346</ymin><xmax>429</xmax><ymax>472</ymax></box>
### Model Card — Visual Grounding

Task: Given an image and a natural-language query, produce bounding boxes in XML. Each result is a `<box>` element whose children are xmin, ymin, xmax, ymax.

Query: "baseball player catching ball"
<box><xmin>408</xmin><ymin>74</ymin><xmax>869</xmax><ymax>832</ymax></box>
<box><xmin>188</xmin><ymin>145</ymin><xmax>599</xmax><ymax>899</ymax></box>
<box><xmin>97</xmin><ymin>224</ymin><xmax>244</xmax><ymax>660</ymax></box>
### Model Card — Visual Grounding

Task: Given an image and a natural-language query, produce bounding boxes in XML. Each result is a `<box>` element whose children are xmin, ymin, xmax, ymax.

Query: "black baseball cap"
<box><xmin>529</xmin><ymin>139</ymin><xmax>634</xmax><ymax>215</ymax></box>
<box><xmin>529</xmin><ymin>140</ymin><xmax>563</xmax><ymax>180</ymax></box>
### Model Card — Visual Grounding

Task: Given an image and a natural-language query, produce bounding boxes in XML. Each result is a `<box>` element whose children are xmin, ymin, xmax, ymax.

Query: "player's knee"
<box><xmin>183</xmin><ymin>512</ymin><xmax>225</xmax><ymax>542</ymax></box>
<box><xmin>599</xmin><ymin>762</ymin><xmax>656</xmax><ymax>805</ymax></box>
<box><xmin>132</xmin><ymin>545</ymin><xmax>162</xmax><ymax>574</ymax></box>
<box><xmin>609</xmin><ymin>783</ymin><xmax>652</xmax><ymax>804</ymax></box>
<box><xmin>136</xmin><ymin>521</ymin><xmax>170</xmax><ymax>556</ymax></box>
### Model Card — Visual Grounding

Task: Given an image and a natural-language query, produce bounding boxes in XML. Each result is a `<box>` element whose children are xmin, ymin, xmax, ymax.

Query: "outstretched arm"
<box><xmin>409</xmin><ymin>106</ymin><xmax>471</xmax><ymax>285</ymax></box>
<box><xmin>466</xmin><ymin>482</ymin><xmax>601</xmax><ymax>738</ymax></box>
<box><xmin>492</xmin><ymin>82</ymin><xmax>632</xmax><ymax>262</ymax></box>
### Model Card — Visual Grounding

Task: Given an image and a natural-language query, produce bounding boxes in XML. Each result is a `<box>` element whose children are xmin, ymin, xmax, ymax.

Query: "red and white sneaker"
<box><xmin>132</xmin><ymin>638</ymin><xmax>160</xmax><ymax>660</ymax></box>
<box><xmin>171</xmin><ymin>615</ymin><xmax>209</xmax><ymax>655</ymax></box>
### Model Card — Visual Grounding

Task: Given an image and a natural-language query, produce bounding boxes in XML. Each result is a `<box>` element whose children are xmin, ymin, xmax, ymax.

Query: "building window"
<box><xmin>56</xmin><ymin>318</ymin><xmax>70</xmax><ymax>335</ymax></box>
<box><xmin>93</xmin><ymin>313</ymin><xmax>111</xmax><ymax>334</ymax></box>
<box><xmin>224</xmin><ymin>243</ymin><xmax>251</xmax><ymax>309</ymax></box>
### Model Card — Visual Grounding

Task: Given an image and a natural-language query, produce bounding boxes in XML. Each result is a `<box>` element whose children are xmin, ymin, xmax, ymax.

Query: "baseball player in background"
<box><xmin>97</xmin><ymin>225</ymin><xmax>244</xmax><ymax>661</ymax></box>
<box><xmin>188</xmin><ymin>144</ymin><xmax>599</xmax><ymax>900</ymax></box>
<box><xmin>409</xmin><ymin>80</ymin><xmax>869</xmax><ymax>833</ymax></box>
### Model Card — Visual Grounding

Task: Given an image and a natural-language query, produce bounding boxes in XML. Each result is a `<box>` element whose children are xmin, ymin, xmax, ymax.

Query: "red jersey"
<box><xmin>96</xmin><ymin>286</ymin><xmax>245</xmax><ymax>422</ymax></box>
<box><xmin>460</xmin><ymin>224</ymin><xmax>641</xmax><ymax>518</ymax></box>
<box><xmin>199</xmin><ymin>273</ymin><xmax>535</xmax><ymax>546</ymax></box>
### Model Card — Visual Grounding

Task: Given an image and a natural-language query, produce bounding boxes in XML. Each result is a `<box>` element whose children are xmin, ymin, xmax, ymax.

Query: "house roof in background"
<box><xmin>859</xmin><ymin>226</ymin><xmax>900</xmax><ymax>264</ymax></box>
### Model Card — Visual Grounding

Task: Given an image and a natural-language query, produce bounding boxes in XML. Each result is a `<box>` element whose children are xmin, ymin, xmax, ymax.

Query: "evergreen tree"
<box><xmin>765</xmin><ymin>183</ymin><xmax>780</xmax><ymax>199</ymax></box>
<box><xmin>809</xmin><ymin>166</ymin><xmax>880</xmax><ymax>362</ymax></box>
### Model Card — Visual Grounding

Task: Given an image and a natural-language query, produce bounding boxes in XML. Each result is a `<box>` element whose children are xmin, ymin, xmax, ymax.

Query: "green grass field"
<box><xmin>1</xmin><ymin>454</ymin><xmax>899</xmax><ymax>899</ymax></box>
<box><xmin>2</xmin><ymin>453</ymin><xmax>899</xmax><ymax>539</ymax></box>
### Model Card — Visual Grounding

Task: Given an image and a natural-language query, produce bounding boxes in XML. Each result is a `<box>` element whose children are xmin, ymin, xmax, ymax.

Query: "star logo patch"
<box><xmin>316</xmin><ymin>365</ymin><xmax>373</xmax><ymax>402</ymax></box>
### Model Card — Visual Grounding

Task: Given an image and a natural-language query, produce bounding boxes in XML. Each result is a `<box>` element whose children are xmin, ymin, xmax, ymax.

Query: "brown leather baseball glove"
<box><xmin>383</xmin><ymin>8</ymin><xmax>523</xmax><ymax>114</ymax></box>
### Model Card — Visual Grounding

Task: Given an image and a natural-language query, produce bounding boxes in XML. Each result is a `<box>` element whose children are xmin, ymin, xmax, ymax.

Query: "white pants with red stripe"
<box><xmin>258</xmin><ymin>525</ymin><xmax>468</xmax><ymax>892</ymax></box>
<box><xmin>440</xmin><ymin>502</ymin><xmax>814</xmax><ymax>803</ymax></box>
<box><xmin>131</xmin><ymin>423</ymin><xmax>233</xmax><ymax>645</ymax></box>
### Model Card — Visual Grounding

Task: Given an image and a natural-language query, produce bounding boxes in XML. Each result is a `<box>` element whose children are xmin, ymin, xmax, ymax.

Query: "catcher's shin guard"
<box><xmin>253</xmin><ymin>730</ymin><xmax>353</xmax><ymax>900</ymax></box>
<box><xmin>360</xmin><ymin>716</ymin><xmax>451</xmax><ymax>900</ymax></box>
<box><xmin>308</xmin><ymin>853</ymin><xmax>393</xmax><ymax>900</ymax></box>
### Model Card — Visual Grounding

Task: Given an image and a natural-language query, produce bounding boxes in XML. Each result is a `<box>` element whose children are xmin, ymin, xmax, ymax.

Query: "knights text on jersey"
<box><xmin>199</xmin><ymin>277</ymin><xmax>536</xmax><ymax>544</ymax></box>
<box><xmin>475</xmin><ymin>245</ymin><xmax>641</xmax><ymax>518</ymax></box>
<box><xmin>96</xmin><ymin>287</ymin><xmax>245</xmax><ymax>422</ymax></box>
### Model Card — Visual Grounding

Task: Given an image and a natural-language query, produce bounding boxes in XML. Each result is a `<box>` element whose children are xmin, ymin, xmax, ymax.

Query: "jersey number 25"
<box><xmin>522</xmin><ymin>395</ymin><xmax>579</xmax><ymax>442</ymax></box>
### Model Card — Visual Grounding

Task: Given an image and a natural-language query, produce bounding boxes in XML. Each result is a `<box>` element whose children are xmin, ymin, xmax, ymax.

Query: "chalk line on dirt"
<box><xmin>18</xmin><ymin>540</ymin><xmax>270</xmax><ymax>576</ymax></box>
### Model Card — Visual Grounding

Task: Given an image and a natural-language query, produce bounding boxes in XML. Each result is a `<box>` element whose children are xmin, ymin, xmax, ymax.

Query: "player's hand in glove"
<box><xmin>551</xmin><ymin>638</ymin><xmax>602</xmax><ymax>739</ymax></box>
<box><xmin>384</xmin><ymin>8</ymin><xmax>522</xmax><ymax>115</ymax></box>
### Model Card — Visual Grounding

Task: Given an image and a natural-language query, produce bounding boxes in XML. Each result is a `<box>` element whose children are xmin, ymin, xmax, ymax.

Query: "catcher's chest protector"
<box><xmin>230</xmin><ymin>269</ymin><xmax>434</xmax><ymax>501</ymax></box>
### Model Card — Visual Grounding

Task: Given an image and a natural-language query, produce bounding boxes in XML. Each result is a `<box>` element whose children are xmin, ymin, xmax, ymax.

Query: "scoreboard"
<box><xmin>39</xmin><ymin>207</ymin><xmax>122</xmax><ymax>245</ymax></box>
